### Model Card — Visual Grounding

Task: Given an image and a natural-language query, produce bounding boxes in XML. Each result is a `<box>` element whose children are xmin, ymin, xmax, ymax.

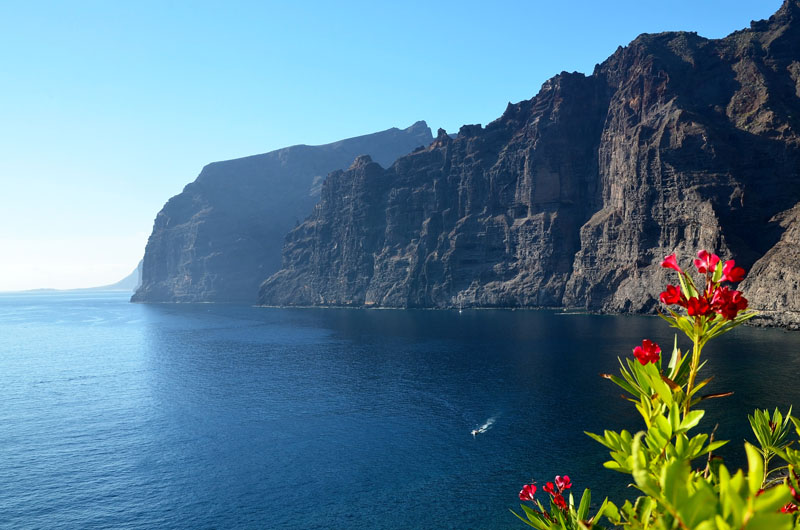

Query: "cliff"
<box><xmin>132</xmin><ymin>122</ymin><xmax>432</xmax><ymax>303</ymax></box>
<box><xmin>260</xmin><ymin>1</ymin><xmax>800</xmax><ymax>322</ymax></box>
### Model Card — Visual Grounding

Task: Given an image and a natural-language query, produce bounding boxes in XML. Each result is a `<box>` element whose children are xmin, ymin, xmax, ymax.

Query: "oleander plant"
<box><xmin>513</xmin><ymin>251</ymin><xmax>800</xmax><ymax>529</ymax></box>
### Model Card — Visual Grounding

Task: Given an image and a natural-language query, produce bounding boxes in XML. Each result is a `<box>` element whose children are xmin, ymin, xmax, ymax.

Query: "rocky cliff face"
<box><xmin>132</xmin><ymin>122</ymin><xmax>432</xmax><ymax>303</ymax></box>
<box><xmin>260</xmin><ymin>1</ymin><xmax>800</xmax><ymax>321</ymax></box>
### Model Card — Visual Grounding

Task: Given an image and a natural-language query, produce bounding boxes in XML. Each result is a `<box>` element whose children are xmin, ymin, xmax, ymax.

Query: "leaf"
<box><xmin>661</xmin><ymin>457</ymin><xmax>689</xmax><ymax>507</ymax></box>
<box><xmin>714</xmin><ymin>514</ymin><xmax>732</xmax><ymax>530</ymax></box>
<box><xmin>745</xmin><ymin>442</ymin><xmax>764</xmax><ymax>494</ymax></box>
<box><xmin>585</xmin><ymin>431</ymin><xmax>608</xmax><ymax>448</ymax></box>
<box><xmin>691</xmin><ymin>376</ymin><xmax>714</xmax><ymax>396</ymax></box>
<box><xmin>632</xmin><ymin>432</ymin><xmax>658</xmax><ymax>495</ymax></box>
<box><xmin>598</xmin><ymin>499</ymin><xmax>620</xmax><ymax>525</ymax></box>
<box><xmin>699</xmin><ymin>391</ymin><xmax>734</xmax><ymax>402</ymax></box>
<box><xmin>603</xmin><ymin>373</ymin><xmax>639</xmax><ymax>397</ymax></box>
<box><xmin>677</xmin><ymin>482</ymin><xmax>717</xmax><ymax>528</ymax></box>
<box><xmin>712</xmin><ymin>260</ymin><xmax>724</xmax><ymax>282</ymax></box>
<box><xmin>744</xmin><ymin>512</ymin><xmax>795</xmax><ymax>530</ymax></box>
<box><xmin>678</xmin><ymin>409</ymin><xmax>705</xmax><ymax>432</ymax></box>
<box><xmin>577</xmin><ymin>488</ymin><xmax>591</xmax><ymax>521</ymax></box>
<box><xmin>633</xmin><ymin>495</ymin><xmax>654</xmax><ymax>523</ymax></box>
<box><xmin>510</xmin><ymin>508</ymin><xmax>543</xmax><ymax>529</ymax></box>
<box><xmin>660</xmin><ymin>373</ymin><xmax>681</xmax><ymax>391</ymax></box>
<box><xmin>649</xmin><ymin>372</ymin><xmax>674</xmax><ymax>406</ymax></box>
<box><xmin>753</xmin><ymin>484</ymin><xmax>793</xmax><ymax>513</ymax></box>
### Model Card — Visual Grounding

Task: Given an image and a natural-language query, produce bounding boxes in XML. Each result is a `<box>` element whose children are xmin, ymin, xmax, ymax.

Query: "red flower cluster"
<box><xmin>518</xmin><ymin>483</ymin><xmax>536</xmax><ymax>501</ymax></box>
<box><xmin>633</xmin><ymin>339</ymin><xmax>661</xmax><ymax>366</ymax></box>
<box><xmin>519</xmin><ymin>475</ymin><xmax>572</xmax><ymax>511</ymax></box>
<box><xmin>659</xmin><ymin>251</ymin><xmax>749</xmax><ymax>321</ymax></box>
<box><xmin>711</xmin><ymin>286</ymin><xmax>748</xmax><ymax>320</ymax></box>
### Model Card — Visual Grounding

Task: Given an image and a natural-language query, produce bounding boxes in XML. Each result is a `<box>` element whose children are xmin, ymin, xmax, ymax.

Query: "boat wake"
<box><xmin>471</xmin><ymin>416</ymin><xmax>496</xmax><ymax>437</ymax></box>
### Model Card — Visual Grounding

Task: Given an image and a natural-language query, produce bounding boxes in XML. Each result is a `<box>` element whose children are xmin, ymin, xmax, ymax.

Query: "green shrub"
<box><xmin>513</xmin><ymin>251</ymin><xmax>800</xmax><ymax>529</ymax></box>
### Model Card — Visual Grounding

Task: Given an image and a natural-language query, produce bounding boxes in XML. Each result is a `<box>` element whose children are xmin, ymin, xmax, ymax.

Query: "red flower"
<box><xmin>721</xmin><ymin>260</ymin><xmax>746</xmax><ymax>283</ymax></box>
<box><xmin>687</xmin><ymin>296</ymin><xmax>712</xmax><ymax>317</ymax></box>
<box><xmin>711</xmin><ymin>287</ymin><xmax>748</xmax><ymax>320</ymax></box>
<box><xmin>659</xmin><ymin>284</ymin><xmax>686</xmax><ymax>306</ymax></box>
<box><xmin>543</xmin><ymin>482</ymin><xmax>556</xmax><ymax>495</ymax></box>
<box><xmin>555</xmin><ymin>475</ymin><xmax>572</xmax><ymax>491</ymax></box>
<box><xmin>781</xmin><ymin>502</ymin><xmax>798</xmax><ymax>514</ymax></box>
<box><xmin>552</xmin><ymin>494</ymin><xmax>567</xmax><ymax>510</ymax></box>
<box><xmin>519</xmin><ymin>483</ymin><xmax>537</xmax><ymax>501</ymax></box>
<box><xmin>661</xmin><ymin>253</ymin><xmax>682</xmax><ymax>273</ymax></box>
<box><xmin>633</xmin><ymin>339</ymin><xmax>661</xmax><ymax>365</ymax></box>
<box><xmin>694</xmin><ymin>250</ymin><xmax>720</xmax><ymax>274</ymax></box>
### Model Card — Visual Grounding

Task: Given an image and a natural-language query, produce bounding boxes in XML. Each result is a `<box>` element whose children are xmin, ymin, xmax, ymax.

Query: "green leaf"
<box><xmin>655</xmin><ymin>414</ymin><xmax>673</xmax><ymax>441</ymax></box>
<box><xmin>632</xmin><ymin>432</ymin><xmax>658</xmax><ymax>495</ymax></box>
<box><xmin>606</xmin><ymin>374</ymin><xmax>639</xmax><ymax>397</ymax></box>
<box><xmin>754</xmin><ymin>484</ymin><xmax>793</xmax><ymax>513</ymax></box>
<box><xmin>661</xmin><ymin>457</ymin><xmax>689</xmax><ymax>507</ymax></box>
<box><xmin>744</xmin><ymin>512</ymin><xmax>795</xmax><ymax>530</ymax></box>
<box><xmin>677</xmin><ymin>482</ymin><xmax>717</xmax><ymax>528</ymax></box>
<box><xmin>577</xmin><ymin>488</ymin><xmax>591</xmax><ymax>521</ymax></box>
<box><xmin>712</xmin><ymin>260</ymin><xmax>724</xmax><ymax>282</ymax></box>
<box><xmin>585</xmin><ymin>431</ymin><xmax>608</xmax><ymax>447</ymax></box>
<box><xmin>598</xmin><ymin>499</ymin><xmax>620</xmax><ymax>525</ymax></box>
<box><xmin>714</xmin><ymin>514</ymin><xmax>733</xmax><ymax>530</ymax></box>
<box><xmin>510</xmin><ymin>508</ymin><xmax>543</xmax><ymax>529</ymax></box>
<box><xmin>678</xmin><ymin>409</ymin><xmax>705</xmax><ymax>432</ymax></box>
<box><xmin>633</xmin><ymin>495</ymin><xmax>654</xmax><ymax>523</ymax></box>
<box><xmin>746</xmin><ymin>442</ymin><xmax>764</xmax><ymax>494</ymax></box>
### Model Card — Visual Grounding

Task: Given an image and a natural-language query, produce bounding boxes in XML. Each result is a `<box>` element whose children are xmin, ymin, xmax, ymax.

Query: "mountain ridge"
<box><xmin>132</xmin><ymin>121</ymin><xmax>433</xmax><ymax>303</ymax></box>
<box><xmin>259</xmin><ymin>0</ymin><xmax>800</xmax><ymax>328</ymax></box>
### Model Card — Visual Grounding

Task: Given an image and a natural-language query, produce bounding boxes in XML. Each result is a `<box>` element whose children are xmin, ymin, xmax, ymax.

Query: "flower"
<box><xmin>721</xmin><ymin>260</ymin><xmax>746</xmax><ymax>283</ymax></box>
<box><xmin>555</xmin><ymin>475</ymin><xmax>572</xmax><ymax>491</ymax></box>
<box><xmin>781</xmin><ymin>502</ymin><xmax>798</xmax><ymax>514</ymax></box>
<box><xmin>659</xmin><ymin>284</ymin><xmax>686</xmax><ymax>306</ymax></box>
<box><xmin>552</xmin><ymin>494</ymin><xmax>567</xmax><ymax>510</ymax></box>
<box><xmin>519</xmin><ymin>483</ymin><xmax>537</xmax><ymax>501</ymax></box>
<box><xmin>543</xmin><ymin>482</ymin><xmax>556</xmax><ymax>495</ymax></box>
<box><xmin>633</xmin><ymin>339</ymin><xmax>661</xmax><ymax>365</ymax></box>
<box><xmin>711</xmin><ymin>286</ymin><xmax>748</xmax><ymax>320</ymax></box>
<box><xmin>661</xmin><ymin>253</ymin><xmax>682</xmax><ymax>273</ymax></box>
<box><xmin>694</xmin><ymin>250</ymin><xmax>720</xmax><ymax>274</ymax></box>
<box><xmin>687</xmin><ymin>296</ymin><xmax>712</xmax><ymax>317</ymax></box>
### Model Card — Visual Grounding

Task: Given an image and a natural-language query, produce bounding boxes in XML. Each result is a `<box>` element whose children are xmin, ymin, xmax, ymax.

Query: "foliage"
<box><xmin>513</xmin><ymin>251</ymin><xmax>800</xmax><ymax>529</ymax></box>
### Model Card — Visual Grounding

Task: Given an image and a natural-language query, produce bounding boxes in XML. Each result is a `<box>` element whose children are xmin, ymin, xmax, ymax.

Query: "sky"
<box><xmin>0</xmin><ymin>0</ymin><xmax>784</xmax><ymax>291</ymax></box>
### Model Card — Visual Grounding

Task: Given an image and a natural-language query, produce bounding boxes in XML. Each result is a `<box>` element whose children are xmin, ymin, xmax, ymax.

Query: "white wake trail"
<box><xmin>472</xmin><ymin>416</ymin><xmax>496</xmax><ymax>436</ymax></box>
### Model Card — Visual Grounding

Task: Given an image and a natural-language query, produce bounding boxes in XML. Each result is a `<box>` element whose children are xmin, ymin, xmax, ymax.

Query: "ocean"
<box><xmin>1</xmin><ymin>291</ymin><xmax>799</xmax><ymax>529</ymax></box>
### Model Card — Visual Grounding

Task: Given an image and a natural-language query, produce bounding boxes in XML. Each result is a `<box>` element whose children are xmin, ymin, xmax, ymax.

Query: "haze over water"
<box><xmin>1</xmin><ymin>291</ymin><xmax>799</xmax><ymax>529</ymax></box>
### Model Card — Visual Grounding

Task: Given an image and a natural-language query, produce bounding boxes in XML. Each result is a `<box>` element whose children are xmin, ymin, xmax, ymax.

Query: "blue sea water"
<box><xmin>1</xmin><ymin>291</ymin><xmax>800</xmax><ymax>529</ymax></box>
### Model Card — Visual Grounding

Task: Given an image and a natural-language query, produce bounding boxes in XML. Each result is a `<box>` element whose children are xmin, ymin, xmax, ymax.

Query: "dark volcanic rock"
<box><xmin>260</xmin><ymin>1</ymin><xmax>800</xmax><ymax>322</ymax></box>
<box><xmin>132</xmin><ymin>122</ymin><xmax>432</xmax><ymax>303</ymax></box>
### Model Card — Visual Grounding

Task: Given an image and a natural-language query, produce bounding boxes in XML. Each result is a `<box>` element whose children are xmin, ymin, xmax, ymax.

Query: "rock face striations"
<box><xmin>260</xmin><ymin>1</ymin><xmax>800</xmax><ymax>324</ymax></box>
<box><xmin>132</xmin><ymin>122</ymin><xmax>432</xmax><ymax>303</ymax></box>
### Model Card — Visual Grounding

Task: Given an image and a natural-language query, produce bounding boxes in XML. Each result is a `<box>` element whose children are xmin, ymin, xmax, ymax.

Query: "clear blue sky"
<box><xmin>0</xmin><ymin>0</ymin><xmax>783</xmax><ymax>291</ymax></box>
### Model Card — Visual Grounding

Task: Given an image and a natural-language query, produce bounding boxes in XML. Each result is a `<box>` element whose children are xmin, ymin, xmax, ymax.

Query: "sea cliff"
<box><xmin>133</xmin><ymin>122</ymin><xmax>432</xmax><ymax>303</ymax></box>
<box><xmin>260</xmin><ymin>1</ymin><xmax>800</xmax><ymax>325</ymax></box>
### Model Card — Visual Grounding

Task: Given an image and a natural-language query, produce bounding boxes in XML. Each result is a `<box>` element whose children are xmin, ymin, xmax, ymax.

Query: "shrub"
<box><xmin>513</xmin><ymin>251</ymin><xmax>800</xmax><ymax>529</ymax></box>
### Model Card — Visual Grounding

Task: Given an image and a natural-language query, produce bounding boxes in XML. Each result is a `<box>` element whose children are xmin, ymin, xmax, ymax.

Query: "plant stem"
<box><xmin>684</xmin><ymin>326</ymin><xmax>702</xmax><ymax>416</ymax></box>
